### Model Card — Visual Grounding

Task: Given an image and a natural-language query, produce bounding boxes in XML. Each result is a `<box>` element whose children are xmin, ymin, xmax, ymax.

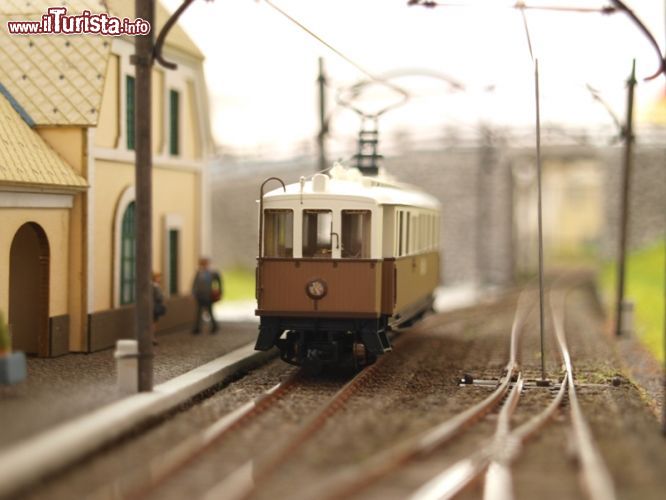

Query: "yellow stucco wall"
<box><xmin>95</xmin><ymin>54</ymin><xmax>120</xmax><ymax>149</ymax></box>
<box><xmin>0</xmin><ymin>209</ymin><xmax>70</xmax><ymax>318</ymax></box>
<box><xmin>33</xmin><ymin>126</ymin><xmax>89</xmax><ymax>350</ymax></box>
<box><xmin>153</xmin><ymin>68</ymin><xmax>165</xmax><ymax>154</ymax></box>
<box><xmin>92</xmin><ymin>159</ymin><xmax>200</xmax><ymax>311</ymax></box>
<box><xmin>183</xmin><ymin>80</ymin><xmax>201</xmax><ymax>160</ymax></box>
<box><xmin>36</xmin><ymin>127</ymin><xmax>86</xmax><ymax>173</ymax></box>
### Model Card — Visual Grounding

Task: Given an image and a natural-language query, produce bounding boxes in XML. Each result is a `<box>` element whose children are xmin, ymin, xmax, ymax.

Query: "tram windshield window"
<box><xmin>263</xmin><ymin>209</ymin><xmax>293</xmax><ymax>257</ymax></box>
<box><xmin>302</xmin><ymin>210</ymin><xmax>332</xmax><ymax>258</ymax></box>
<box><xmin>342</xmin><ymin>210</ymin><xmax>371</xmax><ymax>258</ymax></box>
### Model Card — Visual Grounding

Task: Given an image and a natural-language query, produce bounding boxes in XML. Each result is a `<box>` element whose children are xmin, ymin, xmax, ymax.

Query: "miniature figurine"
<box><xmin>152</xmin><ymin>272</ymin><xmax>166</xmax><ymax>345</ymax></box>
<box><xmin>191</xmin><ymin>258</ymin><xmax>223</xmax><ymax>334</ymax></box>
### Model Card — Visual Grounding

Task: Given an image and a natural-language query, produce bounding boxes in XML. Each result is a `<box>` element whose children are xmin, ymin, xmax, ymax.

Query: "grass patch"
<box><xmin>601</xmin><ymin>239</ymin><xmax>665</xmax><ymax>362</ymax></box>
<box><xmin>221</xmin><ymin>267</ymin><xmax>255</xmax><ymax>302</ymax></box>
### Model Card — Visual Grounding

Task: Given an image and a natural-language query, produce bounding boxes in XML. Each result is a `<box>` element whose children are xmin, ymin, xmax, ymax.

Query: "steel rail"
<box><xmin>93</xmin><ymin>371</ymin><xmax>302</xmax><ymax>500</ymax></box>
<box><xmin>287</xmin><ymin>288</ymin><xmax>537</xmax><ymax>500</ymax></box>
<box><xmin>411</xmin><ymin>282</ymin><xmax>610</xmax><ymax>500</ymax></box>
<box><xmin>90</xmin><ymin>304</ymin><xmax>499</xmax><ymax>499</ymax></box>
<box><xmin>410</xmin><ymin>374</ymin><xmax>525</xmax><ymax>500</ymax></box>
<box><xmin>550</xmin><ymin>288</ymin><xmax>617</xmax><ymax>500</ymax></box>
<box><xmin>407</xmin><ymin>365</ymin><xmax>568</xmax><ymax>500</ymax></box>
<box><xmin>199</xmin><ymin>298</ymin><xmax>523</xmax><ymax>500</ymax></box>
<box><xmin>410</xmin><ymin>282</ymin><xmax>570</xmax><ymax>500</ymax></box>
<box><xmin>201</xmin><ymin>346</ymin><xmax>396</xmax><ymax>500</ymax></box>
<box><xmin>482</xmin><ymin>373</ymin><xmax>567</xmax><ymax>500</ymax></box>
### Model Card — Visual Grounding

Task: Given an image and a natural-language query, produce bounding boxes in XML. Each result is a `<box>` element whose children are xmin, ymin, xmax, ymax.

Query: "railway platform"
<box><xmin>0</xmin><ymin>321</ymin><xmax>258</xmax><ymax>450</ymax></box>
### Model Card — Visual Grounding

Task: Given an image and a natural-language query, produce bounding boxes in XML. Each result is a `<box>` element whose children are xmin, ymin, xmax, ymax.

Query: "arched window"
<box><xmin>120</xmin><ymin>201</ymin><xmax>136</xmax><ymax>305</ymax></box>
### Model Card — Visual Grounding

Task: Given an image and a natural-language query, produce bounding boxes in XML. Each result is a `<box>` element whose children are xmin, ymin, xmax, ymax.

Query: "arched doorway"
<box><xmin>9</xmin><ymin>222</ymin><xmax>50</xmax><ymax>357</ymax></box>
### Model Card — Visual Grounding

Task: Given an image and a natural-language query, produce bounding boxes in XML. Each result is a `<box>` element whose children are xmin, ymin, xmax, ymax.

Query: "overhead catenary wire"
<box><xmin>261</xmin><ymin>0</ymin><xmax>413</xmax><ymax>173</ymax></box>
<box><xmin>409</xmin><ymin>0</ymin><xmax>665</xmax><ymax>80</ymax></box>
<box><xmin>520</xmin><ymin>5</ymin><xmax>535</xmax><ymax>63</ymax></box>
<box><xmin>261</xmin><ymin>0</ymin><xmax>410</xmax><ymax>101</ymax></box>
<box><xmin>407</xmin><ymin>0</ymin><xmax>617</xmax><ymax>14</ymax></box>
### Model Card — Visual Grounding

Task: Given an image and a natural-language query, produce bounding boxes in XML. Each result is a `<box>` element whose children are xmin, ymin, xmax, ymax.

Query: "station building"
<box><xmin>0</xmin><ymin>0</ymin><xmax>212</xmax><ymax>356</ymax></box>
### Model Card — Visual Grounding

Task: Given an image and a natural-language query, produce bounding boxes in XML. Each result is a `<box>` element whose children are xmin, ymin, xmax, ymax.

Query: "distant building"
<box><xmin>0</xmin><ymin>0</ymin><xmax>212</xmax><ymax>356</ymax></box>
<box><xmin>640</xmin><ymin>85</ymin><xmax>666</xmax><ymax>126</ymax></box>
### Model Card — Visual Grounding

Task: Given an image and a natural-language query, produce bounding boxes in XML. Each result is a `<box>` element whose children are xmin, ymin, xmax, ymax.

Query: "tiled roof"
<box><xmin>0</xmin><ymin>92</ymin><xmax>87</xmax><ymax>190</ymax></box>
<box><xmin>0</xmin><ymin>1</ymin><xmax>110</xmax><ymax>126</ymax></box>
<box><xmin>0</xmin><ymin>1</ymin><xmax>203</xmax><ymax>126</ymax></box>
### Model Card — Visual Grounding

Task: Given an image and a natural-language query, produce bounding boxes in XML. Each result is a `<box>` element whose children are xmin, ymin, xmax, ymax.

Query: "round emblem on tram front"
<box><xmin>305</xmin><ymin>278</ymin><xmax>328</xmax><ymax>300</ymax></box>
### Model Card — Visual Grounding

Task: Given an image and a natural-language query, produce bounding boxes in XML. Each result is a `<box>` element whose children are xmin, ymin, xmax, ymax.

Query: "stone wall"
<box><xmin>600</xmin><ymin>145</ymin><xmax>666</xmax><ymax>259</ymax></box>
<box><xmin>210</xmin><ymin>158</ymin><xmax>315</xmax><ymax>271</ymax></box>
<box><xmin>210</xmin><ymin>140</ymin><xmax>665</xmax><ymax>287</ymax></box>
<box><xmin>210</xmin><ymin>144</ymin><xmax>514</xmax><ymax>286</ymax></box>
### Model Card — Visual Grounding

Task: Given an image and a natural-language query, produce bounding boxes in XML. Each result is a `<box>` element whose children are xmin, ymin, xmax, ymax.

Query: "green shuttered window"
<box><xmin>169</xmin><ymin>89</ymin><xmax>179</xmax><ymax>156</ymax></box>
<box><xmin>126</xmin><ymin>75</ymin><xmax>135</xmax><ymax>151</ymax></box>
<box><xmin>120</xmin><ymin>201</ymin><xmax>136</xmax><ymax>305</ymax></box>
<box><xmin>168</xmin><ymin>229</ymin><xmax>179</xmax><ymax>295</ymax></box>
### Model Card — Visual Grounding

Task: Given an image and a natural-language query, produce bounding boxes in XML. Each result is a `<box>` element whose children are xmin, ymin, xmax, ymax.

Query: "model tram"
<box><xmin>254</xmin><ymin>165</ymin><xmax>440</xmax><ymax>369</ymax></box>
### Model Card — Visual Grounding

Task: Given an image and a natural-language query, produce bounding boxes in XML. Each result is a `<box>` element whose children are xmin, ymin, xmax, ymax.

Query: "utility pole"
<box><xmin>661</xmin><ymin>0</ymin><xmax>666</xmax><ymax>437</ymax></box>
<box><xmin>317</xmin><ymin>57</ymin><xmax>328</xmax><ymax>172</ymax></box>
<box><xmin>615</xmin><ymin>60</ymin><xmax>636</xmax><ymax>338</ymax></box>
<box><xmin>133</xmin><ymin>0</ymin><xmax>155</xmax><ymax>391</ymax></box>
<box><xmin>534</xmin><ymin>59</ymin><xmax>547</xmax><ymax>385</ymax></box>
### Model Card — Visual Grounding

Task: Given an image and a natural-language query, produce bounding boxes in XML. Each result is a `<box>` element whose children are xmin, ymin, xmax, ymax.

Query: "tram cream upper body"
<box><xmin>261</xmin><ymin>166</ymin><xmax>441</xmax><ymax>261</ymax></box>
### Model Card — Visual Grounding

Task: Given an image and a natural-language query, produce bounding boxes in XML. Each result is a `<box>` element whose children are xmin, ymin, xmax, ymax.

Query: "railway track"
<box><xmin>266</xmin><ymin>287</ymin><xmax>533</xmax><ymax>500</ymax></box>
<box><xmin>77</xmin><ymin>284</ymin><xmax>546</xmax><ymax>500</ymax></box>
<box><xmin>187</xmin><ymin>287</ymin><xmax>533</xmax><ymax>500</ymax></box>
<box><xmin>87</xmin><ymin>370</ymin><xmax>302</xmax><ymax>499</ymax></box>
<box><xmin>248</xmin><ymin>280</ymin><xmax>612</xmax><ymax>500</ymax></box>
<box><xmin>549</xmin><ymin>287</ymin><xmax>616</xmax><ymax>500</ymax></box>
<box><xmin>92</xmin><ymin>339</ymin><xmax>403</xmax><ymax>499</ymax></box>
<box><xmin>405</xmin><ymin>284</ymin><xmax>616</xmax><ymax>500</ymax></box>
<box><xmin>85</xmin><ymin>296</ymin><xmax>514</xmax><ymax>500</ymax></box>
<box><xmin>199</xmin><ymin>340</ymin><xmax>400</xmax><ymax>500</ymax></box>
<box><xmin>17</xmin><ymin>271</ymin><xmax>662</xmax><ymax>500</ymax></box>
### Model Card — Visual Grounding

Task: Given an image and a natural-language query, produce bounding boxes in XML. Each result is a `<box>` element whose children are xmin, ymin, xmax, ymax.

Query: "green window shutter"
<box><xmin>126</xmin><ymin>76</ymin><xmax>135</xmax><ymax>151</ymax></box>
<box><xmin>120</xmin><ymin>201</ymin><xmax>136</xmax><ymax>305</ymax></box>
<box><xmin>169</xmin><ymin>229</ymin><xmax>179</xmax><ymax>295</ymax></box>
<box><xmin>169</xmin><ymin>89</ymin><xmax>179</xmax><ymax>156</ymax></box>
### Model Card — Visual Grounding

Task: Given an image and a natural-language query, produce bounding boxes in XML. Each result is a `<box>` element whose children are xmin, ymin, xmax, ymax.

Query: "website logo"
<box><xmin>6</xmin><ymin>7</ymin><xmax>151</xmax><ymax>36</ymax></box>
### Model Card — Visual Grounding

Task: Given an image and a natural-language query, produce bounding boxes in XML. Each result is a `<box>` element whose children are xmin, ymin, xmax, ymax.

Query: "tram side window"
<box><xmin>405</xmin><ymin>212</ymin><xmax>411</xmax><ymax>255</ymax></box>
<box><xmin>342</xmin><ymin>210</ymin><xmax>371</xmax><ymax>258</ymax></box>
<box><xmin>398</xmin><ymin>211</ymin><xmax>404</xmax><ymax>256</ymax></box>
<box><xmin>263</xmin><ymin>209</ymin><xmax>293</xmax><ymax>258</ymax></box>
<box><xmin>303</xmin><ymin>210</ymin><xmax>332</xmax><ymax>258</ymax></box>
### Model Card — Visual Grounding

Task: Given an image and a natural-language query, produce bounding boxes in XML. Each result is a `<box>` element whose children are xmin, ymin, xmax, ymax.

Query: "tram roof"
<box><xmin>262</xmin><ymin>167</ymin><xmax>440</xmax><ymax>210</ymax></box>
